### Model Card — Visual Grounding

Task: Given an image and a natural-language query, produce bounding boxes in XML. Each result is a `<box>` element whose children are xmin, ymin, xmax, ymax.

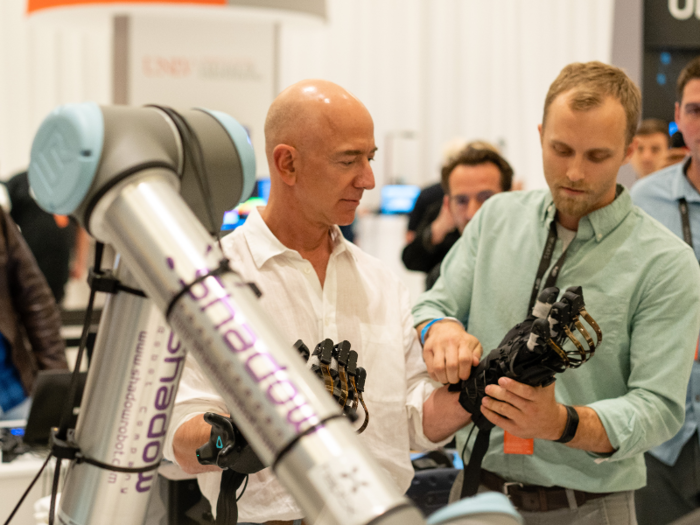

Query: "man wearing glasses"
<box><xmin>631</xmin><ymin>55</ymin><xmax>700</xmax><ymax>525</ymax></box>
<box><xmin>402</xmin><ymin>147</ymin><xmax>513</xmax><ymax>289</ymax></box>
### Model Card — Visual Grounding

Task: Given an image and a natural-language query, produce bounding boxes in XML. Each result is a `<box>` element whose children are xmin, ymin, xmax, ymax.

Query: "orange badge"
<box><xmin>503</xmin><ymin>431</ymin><xmax>533</xmax><ymax>455</ymax></box>
<box><xmin>54</xmin><ymin>215</ymin><xmax>70</xmax><ymax>228</ymax></box>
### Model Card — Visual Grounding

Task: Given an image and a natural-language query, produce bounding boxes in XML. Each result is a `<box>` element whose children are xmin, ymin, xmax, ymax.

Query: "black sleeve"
<box><xmin>407</xmin><ymin>183</ymin><xmax>444</xmax><ymax>232</ymax></box>
<box><xmin>5</xmin><ymin>172</ymin><xmax>28</xmax><ymax>221</ymax></box>
<box><xmin>402</xmin><ymin>202</ymin><xmax>458</xmax><ymax>272</ymax></box>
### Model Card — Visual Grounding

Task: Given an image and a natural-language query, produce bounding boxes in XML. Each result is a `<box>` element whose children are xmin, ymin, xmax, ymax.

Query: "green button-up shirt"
<box><xmin>412</xmin><ymin>186</ymin><xmax>700</xmax><ymax>492</ymax></box>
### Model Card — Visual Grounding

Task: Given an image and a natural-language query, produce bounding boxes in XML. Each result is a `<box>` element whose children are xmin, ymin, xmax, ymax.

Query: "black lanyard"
<box><xmin>528</xmin><ymin>220</ymin><xmax>570</xmax><ymax>312</ymax></box>
<box><xmin>679</xmin><ymin>198</ymin><xmax>694</xmax><ymax>249</ymax></box>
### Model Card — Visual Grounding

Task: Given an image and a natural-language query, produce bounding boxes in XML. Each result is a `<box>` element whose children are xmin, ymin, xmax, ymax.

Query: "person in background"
<box><xmin>3</xmin><ymin>171</ymin><xmax>89</xmax><ymax>305</ymax></box>
<box><xmin>629</xmin><ymin>118</ymin><xmax>670</xmax><ymax>179</ymax></box>
<box><xmin>404</xmin><ymin>139</ymin><xmax>499</xmax><ymax>245</ymax></box>
<box><xmin>163</xmin><ymin>79</ymin><xmax>472</xmax><ymax>523</ymax></box>
<box><xmin>630</xmin><ymin>55</ymin><xmax>700</xmax><ymax>525</ymax></box>
<box><xmin>664</xmin><ymin>129</ymin><xmax>692</xmax><ymax>169</ymax></box>
<box><xmin>402</xmin><ymin>147</ymin><xmax>513</xmax><ymax>289</ymax></box>
<box><xmin>0</xmin><ymin>206</ymin><xmax>67</xmax><ymax>421</ymax></box>
<box><xmin>412</xmin><ymin>61</ymin><xmax>700</xmax><ymax>524</ymax></box>
<box><xmin>405</xmin><ymin>181</ymin><xmax>443</xmax><ymax>245</ymax></box>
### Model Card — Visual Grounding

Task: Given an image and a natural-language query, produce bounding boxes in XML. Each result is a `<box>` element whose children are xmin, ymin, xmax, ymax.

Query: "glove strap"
<box><xmin>460</xmin><ymin>427</ymin><xmax>492</xmax><ymax>499</ymax></box>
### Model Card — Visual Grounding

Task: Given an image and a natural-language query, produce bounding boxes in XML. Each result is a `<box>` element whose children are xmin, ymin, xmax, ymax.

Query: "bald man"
<box><xmin>163</xmin><ymin>80</ymin><xmax>472</xmax><ymax>523</ymax></box>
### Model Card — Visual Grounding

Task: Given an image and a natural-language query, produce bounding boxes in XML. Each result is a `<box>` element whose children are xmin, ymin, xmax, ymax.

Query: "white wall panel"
<box><xmin>1</xmin><ymin>0</ymin><xmax>614</xmax><ymax>191</ymax></box>
<box><xmin>0</xmin><ymin>7</ymin><xmax>111</xmax><ymax>178</ymax></box>
<box><xmin>277</xmin><ymin>0</ymin><xmax>613</xmax><ymax>202</ymax></box>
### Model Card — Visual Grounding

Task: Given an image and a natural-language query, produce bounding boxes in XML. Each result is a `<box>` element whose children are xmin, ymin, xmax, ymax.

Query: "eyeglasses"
<box><xmin>682</xmin><ymin>103</ymin><xmax>700</xmax><ymax>120</ymax></box>
<box><xmin>450</xmin><ymin>190</ymin><xmax>496</xmax><ymax>208</ymax></box>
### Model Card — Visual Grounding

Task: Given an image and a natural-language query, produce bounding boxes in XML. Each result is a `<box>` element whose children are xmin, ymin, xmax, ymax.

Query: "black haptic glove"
<box><xmin>449</xmin><ymin>285</ymin><xmax>602</xmax><ymax>429</ymax></box>
<box><xmin>450</xmin><ymin>285</ymin><xmax>602</xmax><ymax>499</ymax></box>
<box><xmin>196</xmin><ymin>412</ymin><xmax>265</xmax><ymax>525</ymax></box>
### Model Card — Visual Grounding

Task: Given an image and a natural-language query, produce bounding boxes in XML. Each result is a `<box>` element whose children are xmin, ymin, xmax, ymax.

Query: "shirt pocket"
<box><xmin>561</xmin><ymin>295</ymin><xmax>631</xmax><ymax>398</ymax></box>
<box><xmin>580</xmin><ymin>295</ymin><xmax>628</xmax><ymax>356</ymax></box>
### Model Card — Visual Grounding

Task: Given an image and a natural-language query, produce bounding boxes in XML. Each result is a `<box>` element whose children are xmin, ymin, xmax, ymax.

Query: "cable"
<box><xmin>56</xmin><ymin>243</ymin><xmax>102</xmax><ymax>439</ymax></box>
<box><xmin>236</xmin><ymin>475</ymin><xmax>249</xmax><ymax>502</ymax></box>
<box><xmin>2</xmin><ymin>454</ymin><xmax>52</xmax><ymax>525</ymax></box>
<box><xmin>48</xmin><ymin>458</ymin><xmax>61</xmax><ymax>525</ymax></box>
<box><xmin>357</xmin><ymin>392</ymin><xmax>369</xmax><ymax>434</ymax></box>
<box><xmin>460</xmin><ymin>423</ymin><xmax>477</xmax><ymax>469</ymax></box>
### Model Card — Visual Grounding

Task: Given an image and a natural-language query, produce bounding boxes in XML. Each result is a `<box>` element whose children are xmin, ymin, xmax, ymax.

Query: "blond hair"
<box><xmin>542</xmin><ymin>61</ymin><xmax>641</xmax><ymax>146</ymax></box>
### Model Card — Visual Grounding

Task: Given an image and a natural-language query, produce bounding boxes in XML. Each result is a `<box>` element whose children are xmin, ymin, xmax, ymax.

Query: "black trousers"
<box><xmin>636</xmin><ymin>435</ymin><xmax>700</xmax><ymax>525</ymax></box>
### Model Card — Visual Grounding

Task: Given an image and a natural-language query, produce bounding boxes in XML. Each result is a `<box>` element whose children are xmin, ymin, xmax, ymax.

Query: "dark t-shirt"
<box><xmin>402</xmin><ymin>200</ymin><xmax>460</xmax><ymax>289</ymax></box>
<box><xmin>5</xmin><ymin>172</ymin><xmax>76</xmax><ymax>304</ymax></box>
<box><xmin>407</xmin><ymin>183</ymin><xmax>444</xmax><ymax>232</ymax></box>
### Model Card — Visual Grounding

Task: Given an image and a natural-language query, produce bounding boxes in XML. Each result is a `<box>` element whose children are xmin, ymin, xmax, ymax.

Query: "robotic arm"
<box><xmin>26</xmin><ymin>103</ymin><xmax>522</xmax><ymax>525</ymax></box>
<box><xmin>28</xmin><ymin>103</ymin><xmax>421</xmax><ymax>525</ymax></box>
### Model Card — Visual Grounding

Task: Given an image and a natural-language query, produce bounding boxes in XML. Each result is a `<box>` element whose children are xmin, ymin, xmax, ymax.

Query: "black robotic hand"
<box><xmin>295</xmin><ymin>338</ymin><xmax>369</xmax><ymax>433</ymax></box>
<box><xmin>449</xmin><ymin>285</ymin><xmax>602</xmax><ymax>430</ymax></box>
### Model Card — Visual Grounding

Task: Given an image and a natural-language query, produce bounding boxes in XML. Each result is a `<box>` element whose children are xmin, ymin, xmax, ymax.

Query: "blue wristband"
<box><xmin>420</xmin><ymin>318</ymin><xmax>444</xmax><ymax>346</ymax></box>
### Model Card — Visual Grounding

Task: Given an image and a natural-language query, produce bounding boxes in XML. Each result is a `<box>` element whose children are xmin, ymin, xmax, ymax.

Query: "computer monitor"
<box><xmin>380</xmin><ymin>184</ymin><xmax>421</xmax><ymax>214</ymax></box>
<box><xmin>257</xmin><ymin>177</ymin><xmax>271</xmax><ymax>203</ymax></box>
<box><xmin>221</xmin><ymin>178</ymin><xmax>271</xmax><ymax>231</ymax></box>
<box><xmin>23</xmin><ymin>370</ymin><xmax>87</xmax><ymax>448</ymax></box>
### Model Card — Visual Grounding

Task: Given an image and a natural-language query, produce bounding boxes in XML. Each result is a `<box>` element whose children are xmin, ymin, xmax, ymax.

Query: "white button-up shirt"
<box><xmin>163</xmin><ymin>208</ymin><xmax>442</xmax><ymax>522</ymax></box>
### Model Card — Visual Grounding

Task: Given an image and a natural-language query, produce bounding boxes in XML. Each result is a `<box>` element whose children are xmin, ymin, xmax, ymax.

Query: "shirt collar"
<box><xmin>242</xmin><ymin>207</ymin><xmax>354</xmax><ymax>269</ymax></box>
<box><xmin>669</xmin><ymin>158</ymin><xmax>699</xmax><ymax>203</ymax></box>
<box><xmin>542</xmin><ymin>184</ymin><xmax>634</xmax><ymax>243</ymax></box>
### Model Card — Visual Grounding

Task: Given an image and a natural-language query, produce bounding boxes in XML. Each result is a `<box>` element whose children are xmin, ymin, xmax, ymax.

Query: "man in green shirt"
<box><xmin>412</xmin><ymin>62</ymin><xmax>700</xmax><ymax>524</ymax></box>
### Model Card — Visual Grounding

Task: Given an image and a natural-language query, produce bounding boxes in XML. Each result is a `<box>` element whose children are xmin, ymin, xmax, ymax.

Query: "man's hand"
<box><xmin>480</xmin><ymin>377</ymin><xmax>566</xmax><ymax>440</ymax></box>
<box><xmin>420</xmin><ymin>320</ymin><xmax>482</xmax><ymax>384</ymax></box>
<box><xmin>174</xmin><ymin>414</ymin><xmax>227</xmax><ymax>474</ymax></box>
<box><xmin>480</xmin><ymin>377</ymin><xmax>614</xmax><ymax>453</ymax></box>
<box><xmin>430</xmin><ymin>196</ymin><xmax>457</xmax><ymax>246</ymax></box>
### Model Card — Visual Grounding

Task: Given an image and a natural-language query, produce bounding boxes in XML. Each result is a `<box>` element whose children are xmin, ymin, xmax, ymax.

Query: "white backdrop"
<box><xmin>127</xmin><ymin>14</ymin><xmax>276</xmax><ymax>175</ymax></box>
<box><xmin>278</xmin><ymin>0</ymin><xmax>614</xmax><ymax>207</ymax></box>
<box><xmin>1</xmin><ymin>0</ymin><xmax>614</xmax><ymax>198</ymax></box>
<box><xmin>0</xmin><ymin>2</ymin><xmax>112</xmax><ymax>179</ymax></box>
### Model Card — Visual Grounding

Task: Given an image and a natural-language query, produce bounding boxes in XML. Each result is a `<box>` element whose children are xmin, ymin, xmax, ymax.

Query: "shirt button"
<box><xmin>695</xmin><ymin>395</ymin><xmax>700</xmax><ymax>403</ymax></box>
<box><xmin>304</xmin><ymin>267</ymin><xmax>311</xmax><ymax>274</ymax></box>
<box><xmin>596</xmin><ymin>234</ymin><xmax>603</xmax><ymax>241</ymax></box>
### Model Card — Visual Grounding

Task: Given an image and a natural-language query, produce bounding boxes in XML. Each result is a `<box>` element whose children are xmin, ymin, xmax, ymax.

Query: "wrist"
<box><xmin>420</xmin><ymin>317</ymin><xmax>464</xmax><ymax>346</ymax></box>
<box><xmin>554</xmin><ymin>405</ymin><xmax>579</xmax><ymax>444</ymax></box>
<box><xmin>549</xmin><ymin>404</ymin><xmax>567</xmax><ymax>440</ymax></box>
